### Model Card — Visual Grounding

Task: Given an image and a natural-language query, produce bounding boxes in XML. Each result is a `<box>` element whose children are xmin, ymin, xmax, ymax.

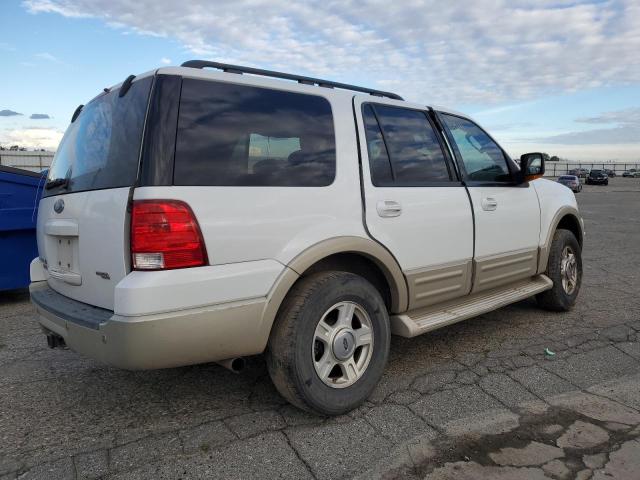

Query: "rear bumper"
<box><xmin>30</xmin><ymin>281</ymin><xmax>267</xmax><ymax>370</ymax></box>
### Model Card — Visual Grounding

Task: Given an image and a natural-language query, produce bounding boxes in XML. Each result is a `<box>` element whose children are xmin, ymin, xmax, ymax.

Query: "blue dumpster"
<box><xmin>0</xmin><ymin>166</ymin><xmax>47</xmax><ymax>291</ymax></box>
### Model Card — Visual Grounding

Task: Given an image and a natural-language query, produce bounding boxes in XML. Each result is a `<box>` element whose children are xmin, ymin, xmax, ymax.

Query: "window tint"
<box><xmin>362</xmin><ymin>104</ymin><xmax>450</xmax><ymax>186</ymax></box>
<box><xmin>441</xmin><ymin>114</ymin><xmax>511</xmax><ymax>182</ymax></box>
<box><xmin>174</xmin><ymin>79</ymin><xmax>335</xmax><ymax>186</ymax></box>
<box><xmin>362</xmin><ymin>104</ymin><xmax>394</xmax><ymax>185</ymax></box>
<box><xmin>44</xmin><ymin>76</ymin><xmax>153</xmax><ymax>197</ymax></box>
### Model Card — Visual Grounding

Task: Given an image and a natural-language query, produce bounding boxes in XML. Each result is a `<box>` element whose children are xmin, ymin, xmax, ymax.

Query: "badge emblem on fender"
<box><xmin>53</xmin><ymin>199</ymin><xmax>65</xmax><ymax>214</ymax></box>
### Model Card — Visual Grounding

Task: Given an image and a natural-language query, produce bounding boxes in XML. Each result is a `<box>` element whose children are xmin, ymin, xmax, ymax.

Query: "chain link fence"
<box><xmin>543</xmin><ymin>162</ymin><xmax>640</xmax><ymax>177</ymax></box>
<box><xmin>0</xmin><ymin>152</ymin><xmax>55</xmax><ymax>173</ymax></box>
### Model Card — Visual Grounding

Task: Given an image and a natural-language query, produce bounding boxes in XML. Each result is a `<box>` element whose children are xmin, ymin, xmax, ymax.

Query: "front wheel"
<box><xmin>266</xmin><ymin>271</ymin><xmax>390</xmax><ymax>415</ymax></box>
<box><xmin>536</xmin><ymin>229</ymin><xmax>582</xmax><ymax>311</ymax></box>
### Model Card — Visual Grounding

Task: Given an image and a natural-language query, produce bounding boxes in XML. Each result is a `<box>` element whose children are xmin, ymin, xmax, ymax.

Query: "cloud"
<box><xmin>576</xmin><ymin>107</ymin><xmax>640</xmax><ymax>126</ymax></box>
<box><xmin>534</xmin><ymin>126</ymin><xmax>640</xmax><ymax>145</ymax></box>
<box><xmin>35</xmin><ymin>52</ymin><xmax>63</xmax><ymax>63</ymax></box>
<box><xmin>160</xmin><ymin>57</ymin><xmax>171</xmax><ymax>65</ymax></box>
<box><xmin>533</xmin><ymin>107</ymin><xmax>640</xmax><ymax>145</ymax></box>
<box><xmin>0</xmin><ymin>42</ymin><xmax>16</xmax><ymax>51</ymax></box>
<box><xmin>0</xmin><ymin>127</ymin><xmax>64</xmax><ymax>150</ymax></box>
<box><xmin>21</xmin><ymin>0</ymin><xmax>640</xmax><ymax>105</ymax></box>
<box><xmin>0</xmin><ymin>109</ymin><xmax>22</xmax><ymax>117</ymax></box>
<box><xmin>30</xmin><ymin>113</ymin><xmax>51</xmax><ymax>119</ymax></box>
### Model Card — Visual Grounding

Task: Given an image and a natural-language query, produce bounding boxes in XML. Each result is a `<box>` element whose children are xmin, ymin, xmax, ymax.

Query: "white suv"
<box><xmin>30</xmin><ymin>61</ymin><xmax>584</xmax><ymax>415</ymax></box>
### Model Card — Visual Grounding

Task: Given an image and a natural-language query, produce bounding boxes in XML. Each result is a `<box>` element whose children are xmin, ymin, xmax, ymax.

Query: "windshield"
<box><xmin>591</xmin><ymin>170</ymin><xmax>603</xmax><ymax>174</ymax></box>
<box><xmin>44</xmin><ymin>76</ymin><xmax>153</xmax><ymax>197</ymax></box>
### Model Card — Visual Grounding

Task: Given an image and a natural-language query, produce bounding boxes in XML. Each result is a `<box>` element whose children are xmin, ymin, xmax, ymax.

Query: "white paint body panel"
<box><xmin>468</xmin><ymin>185</ymin><xmax>541</xmax><ymax>259</ymax></box>
<box><xmin>532</xmin><ymin>178</ymin><xmax>580</xmax><ymax>246</ymax></box>
<box><xmin>114</xmin><ymin>260</ymin><xmax>285</xmax><ymax>316</ymax></box>
<box><xmin>353</xmin><ymin>96</ymin><xmax>474</xmax><ymax>271</ymax></box>
<box><xmin>36</xmin><ymin>188</ymin><xmax>131</xmax><ymax>310</ymax></box>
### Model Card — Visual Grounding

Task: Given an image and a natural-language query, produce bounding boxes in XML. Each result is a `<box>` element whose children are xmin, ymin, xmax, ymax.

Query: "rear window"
<box><xmin>44</xmin><ymin>76</ymin><xmax>153</xmax><ymax>197</ymax></box>
<box><xmin>174</xmin><ymin>78</ymin><xmax>336</xmax><ymax>186</ymax></box>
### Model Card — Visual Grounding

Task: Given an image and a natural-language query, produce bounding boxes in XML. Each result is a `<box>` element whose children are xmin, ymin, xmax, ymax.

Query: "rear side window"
<box><xmin>44</xmin><ymin>76</ymin><xmax>153</xmax><ymax>197</ymax></box>
<box><xmin>174</xmin><ymin>79</ymin><xmax>336</xmax><ymax>186</ymax></box>
<box><xmin>362</xmin><ymin>104</ymin><xmax>451</xmax><ymax>186</ymax></box>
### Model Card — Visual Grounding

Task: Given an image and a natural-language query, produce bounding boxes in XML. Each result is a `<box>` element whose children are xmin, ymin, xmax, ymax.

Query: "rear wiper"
<box><xmin>45</xmin><ymin>177</ymin><xmax>69</xmax><ymax>190</ymax></box>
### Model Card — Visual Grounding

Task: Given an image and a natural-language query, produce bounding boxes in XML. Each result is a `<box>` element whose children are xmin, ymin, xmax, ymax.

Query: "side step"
<box><xmin>391</xmin><ymin>275</ymin><xmax>553</xmax><ymax>338</ymax></box>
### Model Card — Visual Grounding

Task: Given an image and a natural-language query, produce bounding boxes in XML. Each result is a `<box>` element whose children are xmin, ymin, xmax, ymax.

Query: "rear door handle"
<box><xmin>482</xmin><ymin>197</ymin><xmax>498</xmax><ymax>211</ymax></box>
<box><xmin>377</xmin><ymin>200</ymin><xmax>402</xmax><ymax>217</ymax></box>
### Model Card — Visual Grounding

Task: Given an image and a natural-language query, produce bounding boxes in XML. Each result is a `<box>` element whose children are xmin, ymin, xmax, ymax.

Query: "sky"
<box><xmin>1</xmin><ymin>0</ymin><xmax>640</xmax><ymax>161</ymax></box>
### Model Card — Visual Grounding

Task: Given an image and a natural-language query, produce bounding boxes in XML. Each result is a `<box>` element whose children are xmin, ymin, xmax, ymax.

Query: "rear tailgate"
<box><xmin>37</xmin><ymin>75</ymin><xmax>153</xmax><ymax>310</ymax></box>
<box><xmin>37</xmin><ymin>188</ymin><xmax>131</xmax><ymax>309</ymax></box>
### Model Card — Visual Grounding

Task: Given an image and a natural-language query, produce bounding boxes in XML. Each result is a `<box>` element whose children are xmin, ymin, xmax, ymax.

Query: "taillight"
<box><xmin>131</xmin><ymin>200</ymin><xmax>208</xmax><ymax>270</ymax></box>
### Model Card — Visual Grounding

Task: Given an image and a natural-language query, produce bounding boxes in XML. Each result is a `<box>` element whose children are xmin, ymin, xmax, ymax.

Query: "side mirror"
<box><xmin>519</xmin><ymin>152</ymin><xmax>545</xmax><ymax>183</ymax></box>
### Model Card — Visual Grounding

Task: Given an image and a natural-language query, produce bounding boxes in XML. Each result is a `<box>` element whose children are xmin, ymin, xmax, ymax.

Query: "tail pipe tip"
<box><xmin>216</xmin><ymin>357</ymin><xmax>246</xmax><ymax>374</ymax></box>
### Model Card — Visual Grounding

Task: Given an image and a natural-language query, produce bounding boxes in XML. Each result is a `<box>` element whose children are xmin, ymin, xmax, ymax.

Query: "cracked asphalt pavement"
<box><xmin>1</xmin><ymin>178</ymin><xmax>639</xmax><ymax>479</ymax></box>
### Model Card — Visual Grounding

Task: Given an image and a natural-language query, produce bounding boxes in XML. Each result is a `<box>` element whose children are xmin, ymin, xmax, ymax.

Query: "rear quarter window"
<box><xmin>174</xmin><ymin>79</ymin><xmax>336</xmax><ymax>186</ymax></box>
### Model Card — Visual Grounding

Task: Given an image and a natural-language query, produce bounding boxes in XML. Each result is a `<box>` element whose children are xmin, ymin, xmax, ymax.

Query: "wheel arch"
<box><xmin>538</xmin><ymin>207</ymin><xmax>584</xmax><ymax>273</ymax></box>
<box><xmin>256</xmin><ymin>237</ymin><xmax>408</xmax><ymax>353</ymax></box>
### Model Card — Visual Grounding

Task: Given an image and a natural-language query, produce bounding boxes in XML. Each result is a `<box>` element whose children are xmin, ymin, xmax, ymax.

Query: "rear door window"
<box><xmin>362</xmin><ymin>104</ymin><xmax>452</xmax><ymax>186</ymax></box>
<box><xmin>44</xmin><ymin>76</ymin><xmax>153</xmax><ymax>197</ymax></box>
<box><xmin>174</xmin><ymin>79</ymin><xmax>336</xmax><ymax>186</ymax></box>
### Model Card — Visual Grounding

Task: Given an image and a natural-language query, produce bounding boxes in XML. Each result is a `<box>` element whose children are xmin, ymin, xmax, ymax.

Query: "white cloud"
<box><xmin>576</xmin><ymin>107</ymin><xmax>640</xmax><ymax>126</ymax></box>
<box><xmin>0</xmin><ymin>127</ymin><xmax>64</xmax><ymax>150</ymax></box>
<box><xmin>533</xmin><ymin>107</ymin><xmax>640</xmax><ymax>145</ymax></box>
<box><xmin>160</xmin><ymin>57</ymin><xmax>171</xmax><ymax>65</ymax></box>
<box><xmin>35</xmin><ymin>52</ymin><xmax>62</xmax><ymax>63</ymax></box>
<box><xmin>22</xmin><ymin>0</ymin><xmax>640</xmax><ymax>105</ymax></box>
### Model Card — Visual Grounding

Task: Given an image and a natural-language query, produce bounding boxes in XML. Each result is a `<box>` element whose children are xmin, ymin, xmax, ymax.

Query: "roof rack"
<box><xmin>180</xmin><ymin>60</ymin><xmax>404</xmax><ymax>101</ymax></box>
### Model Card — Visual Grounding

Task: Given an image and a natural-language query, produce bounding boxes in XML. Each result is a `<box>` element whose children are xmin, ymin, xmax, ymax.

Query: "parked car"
<box><xmin>586</xmin><ymin>169</ymin><xmax>609</xmax><ymax>185</ymax></box>
<box><xmin>622</xmin><ymin>169</ymin><xmax>640</xmax><ymax>178</ymax></box>
<box><xmin>557</xmin><ymin>175</ymin><xmax>582</xmax><ymax>193</ymax></box>
<box><xmin>29</xmin><ymin>61</ymin><xmax>584</xmax><ymax>415</ymax></box>
<box><xmin>567</xmin><ymin>168</ymin><xmax>588</xmax><ymax>178</ymax></box>
<box><xmin>603</xmin><ymin>168</ymin><xmax>616</xmax><ymax>177</ymax></box>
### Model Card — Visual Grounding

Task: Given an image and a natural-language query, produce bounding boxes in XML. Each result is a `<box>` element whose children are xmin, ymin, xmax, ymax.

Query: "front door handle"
<box><xmin>377</xmin><ymin>200</ymin><xmax>402</xmax><ymax>217</ymax></box>
<box><xmin>482</xmin><ymin>197</ymin><xmax>498</xmax><ymax>211</ymax></box>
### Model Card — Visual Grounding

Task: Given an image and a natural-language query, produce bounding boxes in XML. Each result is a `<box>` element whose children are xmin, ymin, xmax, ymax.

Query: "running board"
<box><xmin>391</xmin><ymin>275</ymin><xmax>553</xmax><ymax>338</ymax></box>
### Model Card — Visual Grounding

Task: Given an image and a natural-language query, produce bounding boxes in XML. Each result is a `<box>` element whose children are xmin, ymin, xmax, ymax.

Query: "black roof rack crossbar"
<box><xmin>180</xmin><ymin>60</ymin><xmax>403</xmax><ymax>101</ymax></box>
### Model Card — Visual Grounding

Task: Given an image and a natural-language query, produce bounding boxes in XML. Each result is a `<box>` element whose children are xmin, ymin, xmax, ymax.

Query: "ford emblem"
<box><xmin>53</xmin><ymin>199</ymin><xmax>65</xmax><ymax>214</ymax></box>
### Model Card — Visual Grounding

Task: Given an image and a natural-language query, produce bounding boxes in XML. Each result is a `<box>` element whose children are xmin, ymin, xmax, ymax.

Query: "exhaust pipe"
<box><xmin>216</xmin><ymin>357</ymin><xmax>246</xmax><ymax>374</ymax></box>
<box><xmin>46</xmin><ymin>333</ymin><xmax>66</xmax><ymax>349</ymax></box>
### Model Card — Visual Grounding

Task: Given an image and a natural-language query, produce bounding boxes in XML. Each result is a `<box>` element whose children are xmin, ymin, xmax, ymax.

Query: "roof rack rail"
<box><xmin>180</xmin><ymin>60</ymin><xmax>404</xmax><ymax>101</ymax></box>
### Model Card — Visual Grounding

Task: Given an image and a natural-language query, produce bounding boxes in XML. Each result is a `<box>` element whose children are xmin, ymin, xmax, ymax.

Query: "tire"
<box><xmin>536</xmin><ymin>229</ymin><xmax>582</xmax><ymax>311</ymax></box>
<box><xmin>266</xmin><ymin>271</ymin><xmax>390</xmax><ymax>416</ymax></box>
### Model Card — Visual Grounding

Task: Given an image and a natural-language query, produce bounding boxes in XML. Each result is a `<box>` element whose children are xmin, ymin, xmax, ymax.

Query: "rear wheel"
<box><xmin>536</xmin><ymin>229</ymin><xmax>582</xmax><ymax>311</ymax></box>
<box><xmin>266</xmin><ymin>271</ymin><xmax>390</xmax><ymax>415</ymax></box>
